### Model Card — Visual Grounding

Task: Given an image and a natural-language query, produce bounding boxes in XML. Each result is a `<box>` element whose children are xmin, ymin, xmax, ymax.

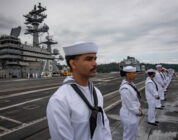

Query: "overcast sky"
<box><xmin>1</xmin><ymin>0</ymin><xmax>178</xmax><ymax>64</ymax></box>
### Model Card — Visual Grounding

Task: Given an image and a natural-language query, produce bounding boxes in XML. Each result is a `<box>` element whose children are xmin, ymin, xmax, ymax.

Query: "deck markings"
<box><xmin>0</xmin><ymin>126</ymin><xmax>9</xmax><ymax>131</ymax></box>
<box><xmin>0</xmin><ymin>96</ymin><xmax>50</xmax><ymax>111</ymax></box>
<box><xmin>0</xmin><ymin>116</ymin><xmax>23</xmax><ymax>124</ymax></box>
<box><xmin>0</xmin><ymin>77</ymin><xmax>146</xmax><ymax>138</ymax></box>
<box><xmin>0</xmin><ymin>82</ymin><xmax>60</xmax><ymax>93</ymax></box>
<box><xmin>0</xmin><ymin>117</ymin><xmax>47</xmax><ymax>137</ymax></box>
<box><xmin>0</xmin><ymin>86</ymin><xmax>59</xmax><ymax>99</ymax></box>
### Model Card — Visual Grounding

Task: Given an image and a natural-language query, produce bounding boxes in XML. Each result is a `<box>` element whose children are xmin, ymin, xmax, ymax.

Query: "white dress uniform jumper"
<box><xmin>154</xmin><ymin>71</ymin><xmax>164</xmax><ymax>107</ymax></box>
<box><xmin>160</xmin><ymin>72</ymin><xmax>167</xmax><ymax>92</ymax></box>
<box><xmin>47</xmin><ymin>76</ymin><xmax>112</xmax><ymax>140</ymax></box>
<box><xmin>119</xmin><ymin>79</ymin><xmax>141</xmax><ymax>140</ymax></box>
<box><xmin>145</xmin><ymin>76</ymin><xmax>159</xmax><ymax>123</ymax></box>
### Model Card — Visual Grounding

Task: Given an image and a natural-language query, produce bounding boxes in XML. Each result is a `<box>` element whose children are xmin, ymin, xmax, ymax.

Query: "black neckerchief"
<box><xmin>151</xmin><ymin>78</ymin><xmax>158</xmax><ymax>91</ymax></box>
<box><xmin>71</xmin><ymin>83</ymin><xmax>104</xmax><ymax>139</ymax></box>
<box><xmin>163</xmin><ymin>73</ymin><xmax>166</xmax><ymax>79</ymax></box>
<box><xmin>127</xmin><ymin>82</ymin><xmax>141</xmax><ymax>99</ymax></box>
<box><xmin>159</xmin><ymin>72</ymin><xmax>164</xmax><ymax>80</ymax></box>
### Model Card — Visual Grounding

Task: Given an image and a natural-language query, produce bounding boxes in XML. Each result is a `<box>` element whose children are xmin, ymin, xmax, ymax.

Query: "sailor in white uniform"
<box><xmin>167</xmin><ymin>68</ymin><xmax>174</xmax><ymax>86</ymax></box>
<box><xmin>46</xmin><ymin>41</ymin><xmax>112</xmax><ymax>140</ymax></box>
<box><xmin>154</xmin><ymin>65</ymin><xmax>165</xmax><ymax>109</ymax></box>
<box><xmin>145</xmin><ymin>69</ymin><xmax>160</xmax><ymax>126</ymax></box>
<box><xmin>161</xmin><ymin>68</ymin><xmax>169</xmax><ymax>93</ymax></box>
<box><xmin>119</xmin><ymin>66</ymin><xmax>143</xmax><ymax>140</ymax></box>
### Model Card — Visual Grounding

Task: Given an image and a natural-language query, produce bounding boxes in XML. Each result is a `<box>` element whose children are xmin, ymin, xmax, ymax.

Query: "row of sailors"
<box><xmin>27</xmin><ymin>72</ymin><xmax>39</xmax><ymax>79</ymax></box>
<box><xmin>154</xmin><ymin>65</ymin><xmax>173</xmax><ymax>108</ymax></box>
<box><xmin>46</xmin><ymin>41</ymin><xmax>175</xmax><ymax>140</ymax></box>
<box><xmin>119</xmin><ymin>65</ymin><xmax>174</xmax><ymax>140</ymax></box>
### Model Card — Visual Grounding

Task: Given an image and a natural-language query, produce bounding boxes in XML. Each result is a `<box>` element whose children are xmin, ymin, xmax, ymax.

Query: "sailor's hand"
<box><xmin>137</xmin><ymin>108</ymin><xmax>143</xmax><ymax>117</ymax></box>
<box><xmin>156</xmin><ymin>96</ymin><xmax>160</xmax><ymax>100</ymax></box>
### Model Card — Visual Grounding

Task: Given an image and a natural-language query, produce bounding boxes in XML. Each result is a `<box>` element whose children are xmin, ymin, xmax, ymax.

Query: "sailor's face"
<box><xmin>74</xmin><ymin>53</ymin><xmax>97</xmax><ymax>77</ymax></box>
<box><xmin>127</xmin><ymin>72</ymin><xmax>137</xmax><ymax>80</ymax></box>
<box><xmin>152</xmin><ymin>73</ymin><xmax>155</xmax><ymax>77</ymax></box>
<box><xmin>157</xmin><ymin>67</ymin><xmax>162</xmax><ymax>72</ymax></box>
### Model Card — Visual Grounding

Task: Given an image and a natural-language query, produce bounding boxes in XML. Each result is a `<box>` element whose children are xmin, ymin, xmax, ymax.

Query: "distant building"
<box><xmin>119</xmin><ymin>56</ymin><xmax>142</xmax><ymax>72</ymax></box>
<box><xmin>140</xmin><ymin>65</ymin><xmax>146</xmax><ymax>71</ymax></box>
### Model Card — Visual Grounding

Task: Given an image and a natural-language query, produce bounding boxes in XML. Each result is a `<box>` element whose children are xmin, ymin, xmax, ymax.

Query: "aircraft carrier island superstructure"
<box><xmin>0</xmin><ymin>3</ymin><xmax>60</xmax><ymax>78</ymax></box>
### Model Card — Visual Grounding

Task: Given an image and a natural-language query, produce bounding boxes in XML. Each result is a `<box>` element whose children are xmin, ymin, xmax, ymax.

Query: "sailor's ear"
<box><xmin>69</xmin><ymin>59</ymin><xmax>76</xmax><ymax>70</ymax></box>
<box><xmin>125</xmin><ymin>72</ymin><xmax>130</xmax><ymax>77</ymax></box>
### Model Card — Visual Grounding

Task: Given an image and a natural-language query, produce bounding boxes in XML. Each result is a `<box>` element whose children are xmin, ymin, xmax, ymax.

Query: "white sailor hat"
<box><xmin>63</xmin><ymin>41</ymin><xmax>98</xmax><ymax>56</ymax></box>
<box><xmin>146</xmin><ymin>69</ymin><xmax>156</xmax><ymax>73</ymax></box>
<box><xmin>156</xmin><ymin>64</ymin><xmax>162</xmax><ymax>68</ymax></box>
<box><xmin>123</xmin><ymin>66</ymin><xmax>136</xmax><ymax>72</ymax></box>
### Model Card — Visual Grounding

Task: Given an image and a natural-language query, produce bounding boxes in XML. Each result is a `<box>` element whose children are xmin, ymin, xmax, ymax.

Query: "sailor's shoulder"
<box><xmin>47</xmin><ymin>85</ymin><xmax>73</xmax><ymax>111</ymax></box>
<box><xmin>146</xmin><ymin>78</ymin><xmax>153</xmax><ymax>84</ymax></box>
<box><xmin>51</xmin><ymin>84</ymin><xmax>73</xmax><ymax>99</ymax></box>
<box><xmin>120</xmin><ymin>87</ymin><xmax>128</xmax><ymax>91</ymax></box>
<box><xmin>119</xmin><ymin>84</ymin><xmax>129</xmax><ymax>92</ymax></box>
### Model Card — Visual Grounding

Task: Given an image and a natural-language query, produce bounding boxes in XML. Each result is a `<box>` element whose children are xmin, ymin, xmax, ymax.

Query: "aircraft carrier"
<box><xmin>0</xmin><ymin>3</ymin><xmax>61</xmax><ymax>79</ymax></box>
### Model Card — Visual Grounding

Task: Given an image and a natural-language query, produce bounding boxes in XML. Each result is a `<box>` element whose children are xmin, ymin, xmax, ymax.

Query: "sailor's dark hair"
<box><xmin>147</xmin><ymin>72</ymin><xmax>155</xmax><ymax>76</ymax></box>
<box><xmin>120</xmin><ymin>70</ymin><xmax>127</xmax><ymax>77</ymax></box>
<box><xmin>65</xmin><ymin>55</ymin><xmax>81</xmax><ymax>69</ymax></box>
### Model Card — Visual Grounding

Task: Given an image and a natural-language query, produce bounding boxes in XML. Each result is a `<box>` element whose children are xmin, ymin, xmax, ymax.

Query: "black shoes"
<box><xmin>147</xmin><ymin>122</ymin><xmax>158</xmax><ymax>126</ymax></box>
<box><xmin>155</xmin><ymin>121</ymin><xmax>159</xmax><ymax>123</ymax></box>
<box><xmin>156</xmin><ymin>107</ymin><xmax>164</xmax><ymax>110</ymax></box>
<box><xmin>161</xmin><ymin>105</ymin><xmax>165</xmax><ymax>107</ymax></box>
